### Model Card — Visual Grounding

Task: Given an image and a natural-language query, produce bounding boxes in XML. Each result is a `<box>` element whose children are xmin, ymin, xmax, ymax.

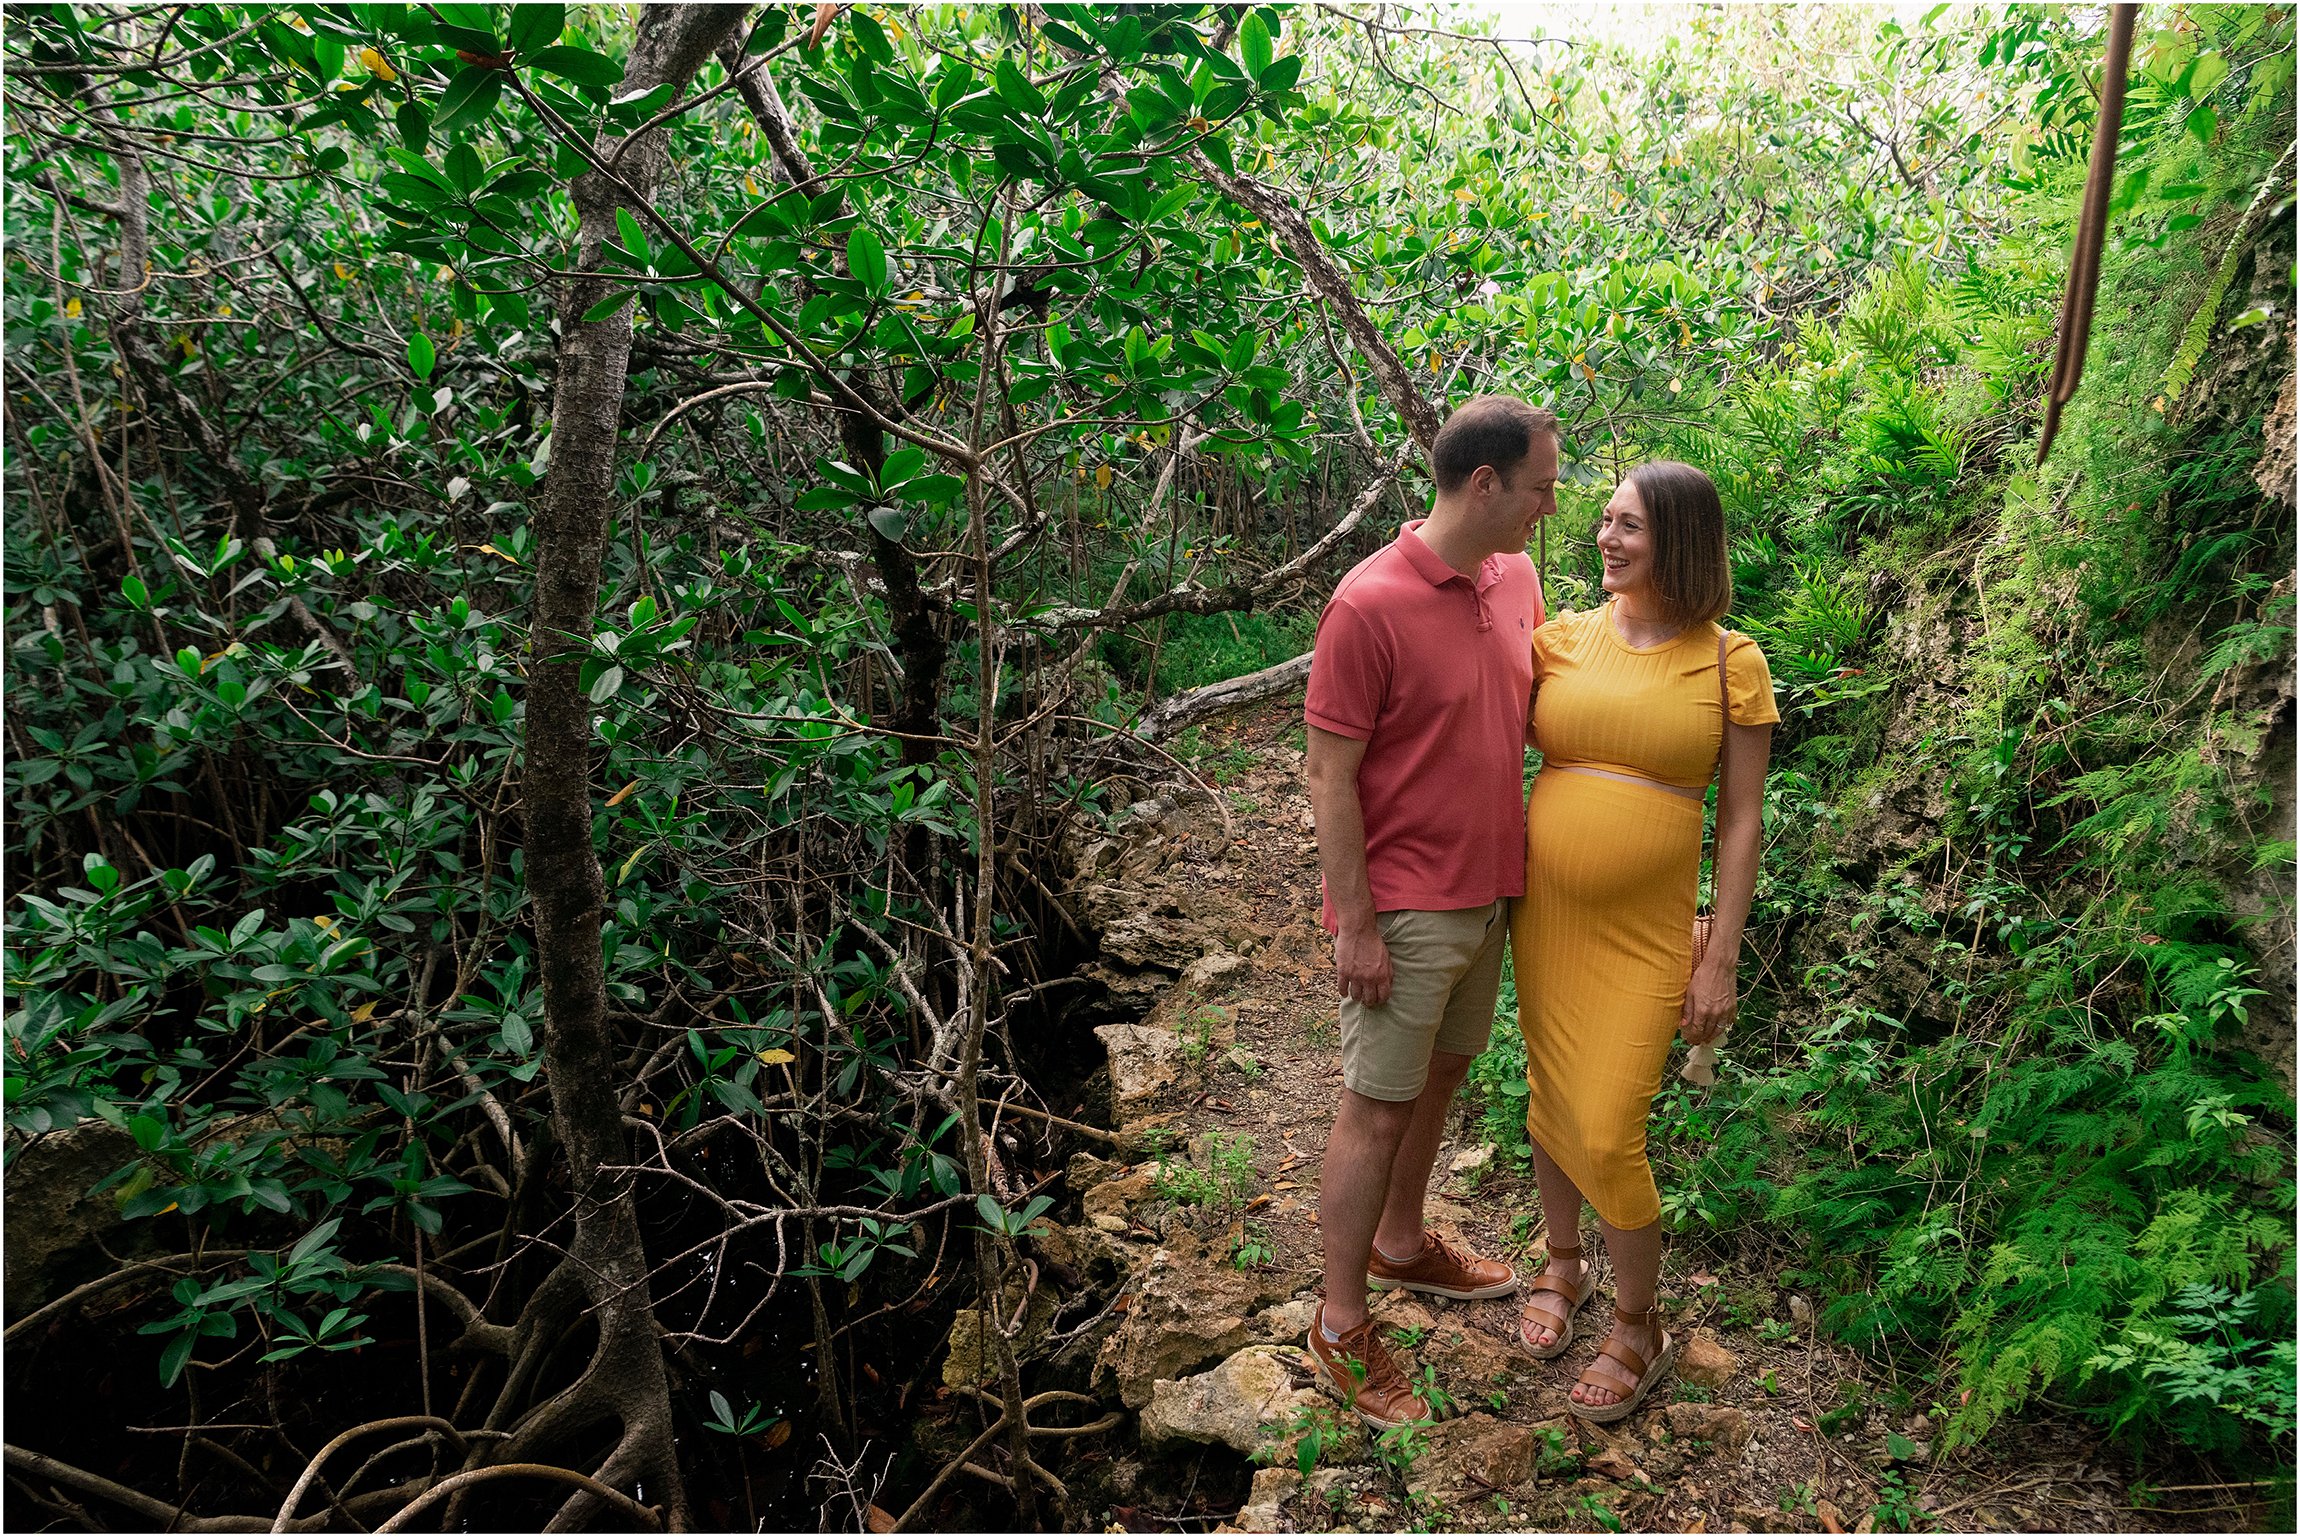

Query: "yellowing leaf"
<box><xmin>758</xmin><ymin>1048</ymin><xmax>797</xmax><ymax>1065</ymax></box>
<box><xmin>1669</xmin><ymin>378</ymin><xmax>1683</xmax><ymax>393</ymax></box>
<box><xmin>334</xmin><ymin>262</ymin><xmax>352</xmax><ymax>281</ymax></box>
<box><xmin>618</xmin><ymin>846</ymin><xmax>647</xmax><ymax>882</ymax></box>
<box><xmin>359</xmin><ymin>47</ymin><xmax>397</xmax><ymax>81</ymax></box>
<box><xmin>350</xmin><ymin>1001</ymin><xmax>379</xmax><ymax>1023</ymax></box>
<box><xmin>64</xmin><ymin>297</ymin><xmax>80</xmax><ymax>317</ymax></box>
<box><xmin>1095</xmin><ymin>463</ymin><xmax>1113</xmax><ymax>490</ymax></box>
<box><xmin>605</xmin><ymin>780</ymin><xmax>641</xmax><ymax>807</ymax></box>
<box><xmin>472</xmin><ymin>542</ymin><xmax>519</xmax><ymax>563</ymax></box>
<box><xmin>218</xmin><ymin>304</ymin><xmax>232</xmax><ymax>317</ymax></box>
<box><xmin>744</xmin><ymin>175</ymin><xmax>761</xmax><ymax>195</ymax></box>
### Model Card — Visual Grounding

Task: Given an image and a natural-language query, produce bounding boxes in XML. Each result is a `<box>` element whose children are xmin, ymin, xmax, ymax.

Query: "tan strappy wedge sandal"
<box><xmin>1515</xmin><ymin>1239</ymin><xmax>1598</xmax><ymax>1361</ymax></box>
<box><xmin>1567</xmin><ymin>1304</ymin><xmax>1678</xmax><ymax>1424</ymax></box>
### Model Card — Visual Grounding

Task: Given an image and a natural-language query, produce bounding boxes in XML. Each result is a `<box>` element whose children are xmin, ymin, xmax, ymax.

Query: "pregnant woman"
<box><xmin>1509</xmin><ymin>461</ymin><xmax>1776</xmax><ymax>1421</ymax></box>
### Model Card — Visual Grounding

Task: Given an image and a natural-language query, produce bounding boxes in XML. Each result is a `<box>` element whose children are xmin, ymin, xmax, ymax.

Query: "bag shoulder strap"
<box><xmin>1711</xmin><ymin>626</ymin><xmax>1731</xmax><ymax>784</ymax></box>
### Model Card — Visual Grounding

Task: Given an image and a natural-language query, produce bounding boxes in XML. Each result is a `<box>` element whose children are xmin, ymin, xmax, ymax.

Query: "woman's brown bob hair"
<box><xmin>1624</xmin><ymin>460</ymin><xmax>1732</xmax><ymax>625</ymax></box>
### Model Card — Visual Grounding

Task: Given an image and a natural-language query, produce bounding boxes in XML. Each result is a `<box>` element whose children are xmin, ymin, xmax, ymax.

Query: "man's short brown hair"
<box><xmin>1431</xmin><ymin>395</ymin><xmax>1559</xmax><ymax>494</ymax></box>
<box><xmin>1625</xmin><ymin>460</ymin><xmax>1732</xmax><ymax>625</ymax></box>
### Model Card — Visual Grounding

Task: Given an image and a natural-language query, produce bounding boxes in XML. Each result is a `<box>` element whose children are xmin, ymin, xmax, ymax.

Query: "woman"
<box><xmin>1508</xmin><ymin>460</ymin><xmax>1775</xmax><ymax>1421</ymax></box>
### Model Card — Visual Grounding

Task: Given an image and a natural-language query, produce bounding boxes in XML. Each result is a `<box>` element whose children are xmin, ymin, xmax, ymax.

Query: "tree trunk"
<box><xmin>516</xmin><ymin>6</ymin><xmax>745</xmax><ymax>1529</ymax></box>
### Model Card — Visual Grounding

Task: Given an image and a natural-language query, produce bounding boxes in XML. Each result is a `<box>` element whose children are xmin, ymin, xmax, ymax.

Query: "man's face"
<box><xmin>1473</xmin><ymin>431</ymin><xmax>1559</xmax><ymax>554</ymax></box>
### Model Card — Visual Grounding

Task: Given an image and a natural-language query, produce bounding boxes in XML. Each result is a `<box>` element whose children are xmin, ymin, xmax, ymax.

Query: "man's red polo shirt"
<box><xmin>1305</xmin><ymin>519</ymin><xmax>1543</xmax><ymax>931</ymax></box>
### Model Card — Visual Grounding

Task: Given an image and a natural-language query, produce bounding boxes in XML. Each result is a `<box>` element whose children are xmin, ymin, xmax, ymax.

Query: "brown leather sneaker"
<box><xmin>1367</xmin><ymin>1228</ymin><xmax>1521</xmax><ymax>1300</ymax></box>
<box><xmin>1305</xmin><ymin>1303</ymin><xmax>1432</xmax><ymax>1430</ymax></box>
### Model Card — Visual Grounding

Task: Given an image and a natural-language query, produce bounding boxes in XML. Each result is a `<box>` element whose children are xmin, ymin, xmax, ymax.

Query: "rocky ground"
<box><xmin>1002</xmin><ymin>692</ymin><xmax>2268</xmax><ymax>1535</ymax></box>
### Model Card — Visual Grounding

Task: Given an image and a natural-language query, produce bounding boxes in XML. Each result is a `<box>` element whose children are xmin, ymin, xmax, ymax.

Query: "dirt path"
<box><xmin>1072</xmin><ymin>693</ymin><xmax>2244</xmax><ymax>1535</ymax></box>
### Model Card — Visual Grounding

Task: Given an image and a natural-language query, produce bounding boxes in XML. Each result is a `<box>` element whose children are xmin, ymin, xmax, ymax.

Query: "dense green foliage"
<box><xmin>1</xmin><ymin>0</ymin><xmax>2290</xmax><ymax>1526</ymax></box>
<box><xmin>1468</xmin><ymin>3</ymin><xmax>2296</xmax><ymax>1467</ymax></box>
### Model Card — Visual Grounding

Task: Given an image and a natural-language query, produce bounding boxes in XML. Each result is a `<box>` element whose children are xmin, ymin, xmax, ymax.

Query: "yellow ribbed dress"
<box><xmin>1509</xmin><ymin>607</ymin><xmax>1778</xmax><ymax>1229</ymax></box>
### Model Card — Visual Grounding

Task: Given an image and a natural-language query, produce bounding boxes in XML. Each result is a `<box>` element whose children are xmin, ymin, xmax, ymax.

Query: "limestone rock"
<box><xmin>1090</xmin><ymin>1213</ymin><xmax>1129</xmax><ymax>1235</ymax></box>
<box><xmin>1096</xmin><ymin>1021</ymin><xmax>1184</xmax><ymax>1121</ymax></box>
<box><xmin>1094</xmin><ymin>1234</ymin><xmax>1309</xmax><ymax>1408</ymax></box>
<box><xmin>1081</xmin><ymin>1162</ymin><xmax>1157</xmax><ymax>1225</ymax></box>
<box><xmin>1447</xmin><ymin>1144</ymin><xmax>1495</xmax><ymax>1177</ymax></box>
<box><xmin>1250</xmin><ymin>1296</ymin><xmax>1320</xmax><ymax>1343</ymax></box>
<box><xmin>1587</xmin><ymin>1444</ymin><xmax>1642</xmax><ymax>1481</ymax></box>
<box><xmin>1405</xmin><ymin>1413</ymin><xmax>1538</xmax><ymax>1502</ymax></box>
<box><xmin>1788</xmin><ymin>1294</ymin><xmax>1813</xmax><ymax>1328</ymax></box>
<box><xmin>1237</xmin><ymin>1465</ymin><xmax>1301</xmax><ymax>1533</ymax></box>
<box><xmin>1368</xmin><ymin>1291</ymin><xmax>1440</xmax><ymax>1335</ymax></box>
<box><xmin>1067</xmin><ymin>1151</ymin><xmax>1119</xmax><ymax>1194</ymax></box>
<box><xmin>1665</xmin><ymin>1402</ymin><xmax>1754</xmax><ymax>1455</ymax></box>
<box><xmin>1678</xmin><ymin>1330</ymin><xmax>1741</xmax><ymax>1389</ymax></box>
<box><xmin>1141</xmin><ymin>1346</ymin><xmax>1322</xmax><ymax>1456</ymax></box>
<box><xmin>1185</xmin><ymin>950</ymin><xmax>1251</xmax><ymax>994</ymax></box>
<box><xmin>943</xmin><ymin>1308</ymin><xmax>996</xmax><ymax>1389</ymax></box>
<box><xmin>1421</xmin><ymin>1324</ymin><xmax>1521</xmax><ymax>1397</ymax></box>
<box><xmin>4</xmin><ymin>1119</ymin><xmax>151</xmax><ymax>1314</ymax></box>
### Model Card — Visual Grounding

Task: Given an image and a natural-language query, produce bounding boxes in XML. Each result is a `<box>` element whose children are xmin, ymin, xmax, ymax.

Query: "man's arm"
<box><xmin>1306</xmin><ymin>723</ymin><xmax>1391</xmax><ymax>1007</ymax></box>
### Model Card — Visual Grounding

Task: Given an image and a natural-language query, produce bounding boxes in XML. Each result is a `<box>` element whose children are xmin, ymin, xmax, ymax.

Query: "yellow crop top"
<box><xmin>1530</xmin><ymin>607</ymin><xmax>1780</xmax><ymax>789</ymax></box>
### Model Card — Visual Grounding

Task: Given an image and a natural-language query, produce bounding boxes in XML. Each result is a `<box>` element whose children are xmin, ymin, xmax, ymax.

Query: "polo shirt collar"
<box><xmin>1399</xmin><ymin>519</ymin><xmax>1502</xmax><ymax>591</ymax></box>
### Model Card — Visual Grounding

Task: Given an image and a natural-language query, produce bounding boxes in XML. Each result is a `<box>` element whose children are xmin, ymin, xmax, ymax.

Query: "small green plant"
<box><xmin>1376</xmin><ymin>1416</ymin><xmax>1435</xmax><ymax>1476</ymax></box>
<box><xmin>1259</xmin><ymin>1400</ymin><xmax>1347</xmax><ymax>1478</ymax></box>
<box><xmin>1674</xmin><ymin>1381</ymin><xmax>1715</xmax><ymax>1403</ymax></box>
<box><xmin>701</xmin><ymin>1390</ymin><xmax>778</xmax><ymax>1437</ymax></box>
<box><xmin>1581</xmin><ymin>1492</ymin><xmax>1624</xmax><ymax>1532</ymax></box>
<box><xmin>1387</xmin><ymin>1322</ymin><xmax>1430</xmax><ymax>1350</ymax></box>
<box><xmin>1818</xmin><ymin>1380</ymin><xmax>1866</xmax><ymax>1437</ymax></box>
<box><xmin>1532</xmin><ymin>1424</ymin><xmax>1580</xmax><ymax>1477</ymax></box>
<box><xmin>1230</xmin><ymin>1222</ymin><xmax>1275</xmax><ymax>1270</ymax></box>
<box><xmin>1759</xmin><ymin>1367</ymin><xmax>1782</xmax><ymax>1395</ymax></box>
<box><xmin>1227</xmin><ymin>1045</ymin><xmax>1264</xmax><ymax>1080</ymax></box>
<box><xmin>1868</xmin><ymin>1469</ymin><xmax>1927</xmax><ymax>1532</ymax></box>
<box><xmin>1780</xmin><ymin>1481</ymin><xmax>1821</xmax><ymax>1520</ymax></box>
<box><xmin>1409</xmin><ymin>1362</ymin><xmax>1456</xmax><ymax>1420</ymax></box>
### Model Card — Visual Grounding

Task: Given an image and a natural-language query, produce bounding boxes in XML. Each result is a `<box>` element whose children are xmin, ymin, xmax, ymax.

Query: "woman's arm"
<box><xmin>1682</xmin><ymin>719</ymin><xmax>1771</xmax><ymax>1044</ymax></box>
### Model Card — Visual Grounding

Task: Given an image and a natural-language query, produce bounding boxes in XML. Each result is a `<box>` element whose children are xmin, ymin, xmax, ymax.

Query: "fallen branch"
<box><xmin>1135</xmin><ymin>652</ymin><xmax>1312</xmax><ymax>744</ymax></box>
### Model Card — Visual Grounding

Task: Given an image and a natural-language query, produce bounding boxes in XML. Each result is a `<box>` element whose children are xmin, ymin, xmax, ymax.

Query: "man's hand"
<box><xmin>1335</xmin><ymin>920</ymin><xmax>1393</xmax><ymax>1007</ymax></box>
<box><xmin>1680</xmin><ymin>955</ymin><xmax>1735</xmax><ymax>1045</ymax></box>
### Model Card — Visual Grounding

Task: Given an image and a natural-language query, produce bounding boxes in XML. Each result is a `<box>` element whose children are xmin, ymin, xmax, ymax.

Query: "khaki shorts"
<box><xmin>1339</xmin><ymin>900</ymin><xmax>1510</xmax><ymax>1102</ymax></box>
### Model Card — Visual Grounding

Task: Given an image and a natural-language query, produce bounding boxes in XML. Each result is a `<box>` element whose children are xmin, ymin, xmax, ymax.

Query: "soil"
<box><xmin>1077</xmin><ymin>692</ymin><xmax>2278</xmax><ymax>1536</ymax></box>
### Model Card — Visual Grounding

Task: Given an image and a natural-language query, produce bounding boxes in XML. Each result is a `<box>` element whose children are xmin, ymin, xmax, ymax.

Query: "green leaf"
<box><xmin>158</xmin><ymin>1329</ymin><xmax>198</xmax><ymax>1388</ymax></box>
<box><xmin>846</xmin><ymin>227</ymin><xmax>889</xmax><ymax>293</ymax></box>
<box><xmin>615</xmin><ymin>207</ymin><xmax>652</xmax><ymax>267</ymax></box>
<box><xmin>395</xmin><ymin>100</ymin><xmax>431</xmax><ymax>153</ymax></box>
<box><xmin>849</xmin><ymin>9</ymin><xmax>895</xmax><ymax>65</ymax></box>
<box><xmin>523</xmin><ymin>44</ymin><xmax>623</xmax><ymax>89</ymax></box>
<box><xmin>867</xmin><ymin>506</ymin><xmax>909</xmax><ymax>542</ymax></box>
<box><xmin>580</xmin><ymin>289</ymin><xmax>636</xmax><ymax>323</ymax></box>
<box><xmin>2187</xmin><ymin>50</ymin><xmax>2229</xmax><ymax>97</ymax></box>
<box><xmin>408</xmin><ymin>332</ymin><xmax>436</xmax><ymax>380</ymax></box>
<box><xmin>2183</xmin><ymin>103</ymin><xmax>2217</xmax><ymax>145</ymax></box>
<box><xmin>588</xmin><ymin>665</ymin><xmax>624</xmax><ymax>704</ymax></box>
<box><xmin>506</xmin><ymin>2</ymin><xmax>565</xmax><ymax>55</ymax></box>
<box><xmin>432</xmin><ymin>66</ymin><xmax>505</xmax><ymax>136</ymax></box>
<box><xmin>1239</xmin><ymin>13</ymin><xmax>1273</xmax><ymax>80</ymax></box>
<box><xmin>122</xmin><ymin>573</ymin><xmax>150</xmax><ymax>608</ymax></box>
<box><xmin>1259</xmin><ymin>53</ymin><xmax>1301</xmax><ymax>93</ymax></box>
<box><xmin>993</xmin><ymin>58</ymin><xmax>1047</xmax><ymax>116</ymax></box>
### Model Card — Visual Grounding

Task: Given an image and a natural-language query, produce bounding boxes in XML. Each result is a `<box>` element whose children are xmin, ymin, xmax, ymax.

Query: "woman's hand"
<box><xmin>1680</xmin><ymin>954</ymin><xmax>1736</xmax><ymax>1045</ymax></box>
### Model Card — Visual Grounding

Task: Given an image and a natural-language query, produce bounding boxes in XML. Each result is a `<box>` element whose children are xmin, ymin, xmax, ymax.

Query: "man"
<box><xmin>1301</xmin><ymin>395</ymin><xmax>1559</xmax><ymax>1427</ymax></box>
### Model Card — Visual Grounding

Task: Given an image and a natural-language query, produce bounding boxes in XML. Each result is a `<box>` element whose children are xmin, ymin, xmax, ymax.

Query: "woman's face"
<box><xmin>1597</xmin><ymin>480</ymin><xmax>1655</xmax><ymax>599</ymax></box>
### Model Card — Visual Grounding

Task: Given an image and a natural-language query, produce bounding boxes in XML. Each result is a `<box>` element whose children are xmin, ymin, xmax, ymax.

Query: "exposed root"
<box><xmin>372</xmin><ymin>1462</ymin><xmax>662</xmax><ymax>1533</ymax></box>
<box><xmin>272</xmin><ymin>1415</ymin><xmax>466</xmax><ymax>1530</ymax></box>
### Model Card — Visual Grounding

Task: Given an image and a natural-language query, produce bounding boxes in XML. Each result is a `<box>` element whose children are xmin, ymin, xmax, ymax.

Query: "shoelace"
<box><xmin>1332</xmin><ymin>1322</ymin><xmax>1409</xmax><ymax>1398</ymax></box>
